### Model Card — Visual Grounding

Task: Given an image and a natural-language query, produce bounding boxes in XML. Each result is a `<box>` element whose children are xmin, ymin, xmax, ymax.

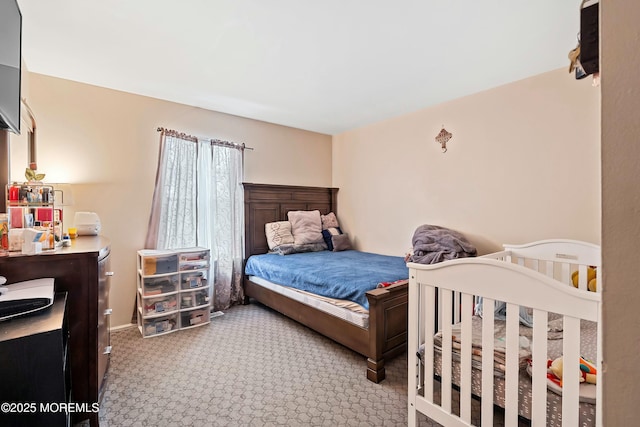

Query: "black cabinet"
<box><xmin>0</xmin><ymin>236</ymin><xmax>112</xmax><ymax>426</ymax></box>
<box><xmin>0</xmin><ymin>293</ymin><xmax>71</xmax><ymax>427</ymax></box>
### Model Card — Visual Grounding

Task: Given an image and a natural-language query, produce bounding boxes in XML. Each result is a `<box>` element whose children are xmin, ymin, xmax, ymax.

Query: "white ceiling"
<box><xmin>17</xmin><ymin>1</ymin><xmax>581</xmax><ymax>135</ymax></box>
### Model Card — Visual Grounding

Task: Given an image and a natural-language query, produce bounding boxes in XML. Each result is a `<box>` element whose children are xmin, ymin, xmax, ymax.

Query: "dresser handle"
<box><xmin>105</xmin><ymin>271</ymin><xmax>115</xmax><ymax>277</ymax></box>
<box><xmin>104</xmin><ymin>308</ymin><xmax>113</xmax><ymax>316</ymax></box>
<box><xmin>104</xmin><ymin>346</ymin><xmax>112</xmax><ymax>355</ymax></box>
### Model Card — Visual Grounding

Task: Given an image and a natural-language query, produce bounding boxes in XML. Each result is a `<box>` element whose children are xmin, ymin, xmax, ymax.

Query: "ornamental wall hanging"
<box><xmin>435</xmin><ymin>127</ymin><xmax>452</xmax><ymax>153</ymax></box>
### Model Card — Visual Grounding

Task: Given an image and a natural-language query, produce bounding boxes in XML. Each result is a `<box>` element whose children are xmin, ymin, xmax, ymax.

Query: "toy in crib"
<box><xmin>547</xmin><ymin>356</ymin><xmax>597</xmax><ymax>387</ymax></box>
<box><xmin>571</xmin><ymin>266</ymin><xmax>598</xmax><ymax>292</ymax></box>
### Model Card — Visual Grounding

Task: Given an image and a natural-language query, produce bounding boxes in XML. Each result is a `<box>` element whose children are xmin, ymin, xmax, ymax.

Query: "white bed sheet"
<box><xmin>248</xmin><ymin>275</ymin><xmax>369</xmax><ymax>329</ymax></box>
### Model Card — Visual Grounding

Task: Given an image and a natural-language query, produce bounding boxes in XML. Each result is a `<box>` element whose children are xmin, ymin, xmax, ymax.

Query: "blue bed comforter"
<box><xmin>244</xmin><ymin>250</ymin><xmax>408</xmax><ymax>309</ymax></box>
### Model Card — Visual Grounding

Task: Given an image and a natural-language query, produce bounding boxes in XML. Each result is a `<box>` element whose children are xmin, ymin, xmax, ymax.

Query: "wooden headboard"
<box><xmin>243</xmin><ymin>183</ymin><xmax>338</xmax><ymax>258</ymax></box>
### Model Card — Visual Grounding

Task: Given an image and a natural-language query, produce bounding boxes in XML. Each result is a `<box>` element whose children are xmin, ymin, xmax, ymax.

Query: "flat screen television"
<box><xmin>0</xmin><ymin>0</ymin><xmax>22</xmax><ymax>135</ymax></box>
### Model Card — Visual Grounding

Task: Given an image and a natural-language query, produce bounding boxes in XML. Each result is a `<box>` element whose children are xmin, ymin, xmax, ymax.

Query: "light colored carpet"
<box><xmin>96</xmin><ymin>302</ymin><xmax>503</xmax><ymax>426</ymax></box>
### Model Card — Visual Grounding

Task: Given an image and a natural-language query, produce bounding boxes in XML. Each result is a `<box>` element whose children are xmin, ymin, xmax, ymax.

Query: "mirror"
<box><xmin>0</xmin><ymin>100</ymin><xmax>36</xmax><ymax>211</ymax></box>
<box><xmin>9</xmin><ymin>99</ymin><xmax>36</xmax><ymax>183</ymax></box>
<box><xmin>25</xmin><ymin>100</ymin><xmax>37</xmax><ymax>171</ymax></box>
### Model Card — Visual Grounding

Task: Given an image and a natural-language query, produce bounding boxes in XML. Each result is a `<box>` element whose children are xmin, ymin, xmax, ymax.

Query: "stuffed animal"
<box><xmin>547</xmin><ymin>356</ymin><xmax>597</xmax><ymax>386</ymax></box>
<box><xmin>571</xmin><ymin>267</ymin><xmax>597</xmax><ymax>292</ymax></box>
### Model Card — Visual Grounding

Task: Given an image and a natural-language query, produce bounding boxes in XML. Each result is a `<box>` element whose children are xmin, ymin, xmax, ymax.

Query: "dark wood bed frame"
<box><xmin>242</xmin><ymin>183</ymin><xmax>408</xmax><ymax>382</ymax></box>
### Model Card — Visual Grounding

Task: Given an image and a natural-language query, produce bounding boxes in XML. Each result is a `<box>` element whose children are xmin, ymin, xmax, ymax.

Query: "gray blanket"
<box><xmin>408</xmin><ymin>224</ymin><xmax>477</xmax><ymax>264</ymax></box>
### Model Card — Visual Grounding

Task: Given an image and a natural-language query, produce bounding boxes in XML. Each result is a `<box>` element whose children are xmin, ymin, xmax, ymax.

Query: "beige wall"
<box><xmin>17</xmin><ymin>73</ymin><xmax>332</xmax><ymax>327</ymax></box>
<box><xmin>333</xmin><ymin>68</ymin><xmax>600</xmax><ymax>257</ymax></box>
<box><xmin>601</xmin><ymin>2</ymin><xmax>640</xmax><ymax>424</ymax></box>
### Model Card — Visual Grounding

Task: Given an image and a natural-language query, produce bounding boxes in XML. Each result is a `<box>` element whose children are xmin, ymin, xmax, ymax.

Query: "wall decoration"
<box><xmin>435</xmin><ymin>127</ymin><xmax>452</xmax><ymax>153</ymax></box>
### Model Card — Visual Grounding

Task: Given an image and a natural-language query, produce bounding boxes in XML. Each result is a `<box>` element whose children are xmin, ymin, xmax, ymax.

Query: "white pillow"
<box><xmin>265</xmin><ymin>221</ymin><xmax>294</xmax><ymax>250</ymax></box>
<box><xmin>287</xmin><ymin>210</ymin><xmax>323</xmax><ymax>245</ymax></box>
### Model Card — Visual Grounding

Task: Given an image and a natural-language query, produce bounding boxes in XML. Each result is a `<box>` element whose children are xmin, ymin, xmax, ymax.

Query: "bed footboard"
<box><xmin>245</xmin><ymin>276</ymin><xmax>408</xmax><ymax>383</ymax></box>
<box><xmin>366</xmin><ymin>281</ymin><xmax>409</xmax><ymax>383</ymax></box>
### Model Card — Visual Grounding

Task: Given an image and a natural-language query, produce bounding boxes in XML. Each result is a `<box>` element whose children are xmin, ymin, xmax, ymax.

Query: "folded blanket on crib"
<box><xmin>431</xmin><ymin>316</ymin><xmax>532</xmax><ymax>374</ymax></box>
<box><xmin>408</xmin><ymin>224</ymin><xmax>477</xmax><ymax>264</ymax></box>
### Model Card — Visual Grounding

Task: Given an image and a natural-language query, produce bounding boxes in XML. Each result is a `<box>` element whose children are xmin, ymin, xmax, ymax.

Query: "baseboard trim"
<box><xmin>110</xmin><ymin>323</ymin><xmax>137</xmax><ymax>332</ymax></box>
<box><xmin>112</xmin><ymin>314</ymin><xmax>222</xmax><ymax>332</ymax></box>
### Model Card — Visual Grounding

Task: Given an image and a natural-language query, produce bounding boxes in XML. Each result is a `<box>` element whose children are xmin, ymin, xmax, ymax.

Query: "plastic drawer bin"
<box><xmin>180</xmin><ymin>289</ymin><xmax>210</xmax><ymax>309</ymax></box>
<box><xmin>142</xmin><ymin>274</ymin><xmax>179</xmax><ymax>296</ymax></box>
<box><xmin>179</xmin><ymin>250</ymin><xmax>210</xmax><ymax>271</ymax></box>
<box><xmin>143</xmin><ymin>313</ymin><xmax>178</xmax><ymax>337</ymax></box>
<box><xmin>143</xmin><ymin>294</ymin><xmax>178</xmax><ymax>315</ymax></box>
<box><xmin>181</xmin><ymin>271</ymin><xmax>208</xmax><ymax>290</ymax></box>
<box><xmin>181</xmin><ymin>309</ymin><xmax>208</xmax><ymax>328</ymax></box>
<box><xmin>179</xmin><ymin>250</ymin><xmax>209</xmax><ymax>263</ymax></box>
<box><xmin>143</xmin><ymin>254</ymin><xmax>178</xmax><ymax>275</ymax></box>
<box><xmin>179</xmin><ymin>260</ymin><xmax>209</xmax><ymax>271</ymax></box>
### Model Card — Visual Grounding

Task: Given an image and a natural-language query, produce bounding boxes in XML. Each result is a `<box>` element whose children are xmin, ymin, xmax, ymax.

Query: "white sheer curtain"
<box><xmin>198</xmin><ymin>142</ymin><xmax>244</xmax><ymax>310</ymax></box>
<box><xmin>146</xmin><ymin>131</ymin><xmax>244</xmax><ymax>310</ymax></box>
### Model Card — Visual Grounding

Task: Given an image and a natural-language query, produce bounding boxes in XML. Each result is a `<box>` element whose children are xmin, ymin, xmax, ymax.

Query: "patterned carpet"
<box><xmin>96</xmin><ymin>302</ymin><xmax>494</xmax><ymax>427</ymax></box>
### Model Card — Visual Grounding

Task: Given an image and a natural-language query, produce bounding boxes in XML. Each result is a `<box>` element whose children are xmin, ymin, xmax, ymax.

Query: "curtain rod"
<box><xmin>157</xmin><ymin>127</ymin><xmax>253</xmax><ymax>151</ymax></box>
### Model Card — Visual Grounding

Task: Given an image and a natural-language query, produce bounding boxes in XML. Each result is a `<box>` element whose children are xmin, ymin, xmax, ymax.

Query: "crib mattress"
<box><xmin>429</xmin><ymin>316</ymin><xmax>597</xmax><ymax>426</ymax></box>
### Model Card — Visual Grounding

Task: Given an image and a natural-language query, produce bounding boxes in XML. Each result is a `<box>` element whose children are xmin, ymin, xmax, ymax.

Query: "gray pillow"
<box><xmin>331</xmin><ymin>233</ymin><xmax>352</xmax><ymax>251</ymax></box>
<box><xmin>288</xmin><ymin>210</ymin><xmax>323</xmax><ymax>245</ymax></box>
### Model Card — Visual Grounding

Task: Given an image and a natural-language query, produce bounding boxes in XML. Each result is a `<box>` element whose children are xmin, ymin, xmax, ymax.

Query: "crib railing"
<box><xmin>408</xmin><ymin>253</ymin><xmax>602</xmax><ymax>427</ymax></box>
<box><xmin>497</xmin><ymin>239</ymin><xmax>601</xmax><ymax>292</ymax></box>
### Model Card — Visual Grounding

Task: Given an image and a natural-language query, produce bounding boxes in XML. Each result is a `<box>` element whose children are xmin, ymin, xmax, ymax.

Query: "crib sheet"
<box><xmin>427</xmin><ymin>315</ymin><xmax>597</xmax><ymax>425</ymax></box>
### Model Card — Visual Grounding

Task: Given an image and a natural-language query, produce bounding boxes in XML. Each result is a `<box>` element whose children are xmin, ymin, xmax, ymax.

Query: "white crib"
<box><xmin>407</xmin><ymin>239</ymin><xmax>602</xmax><ymax>427</ymax></box>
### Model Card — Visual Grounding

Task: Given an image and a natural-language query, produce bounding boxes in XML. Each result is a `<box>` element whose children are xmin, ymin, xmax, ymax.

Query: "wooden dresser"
<box><xmin>0</xmin><ymin>236</ymin><xmax>112</xmax><ymax>426</ymax></box>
